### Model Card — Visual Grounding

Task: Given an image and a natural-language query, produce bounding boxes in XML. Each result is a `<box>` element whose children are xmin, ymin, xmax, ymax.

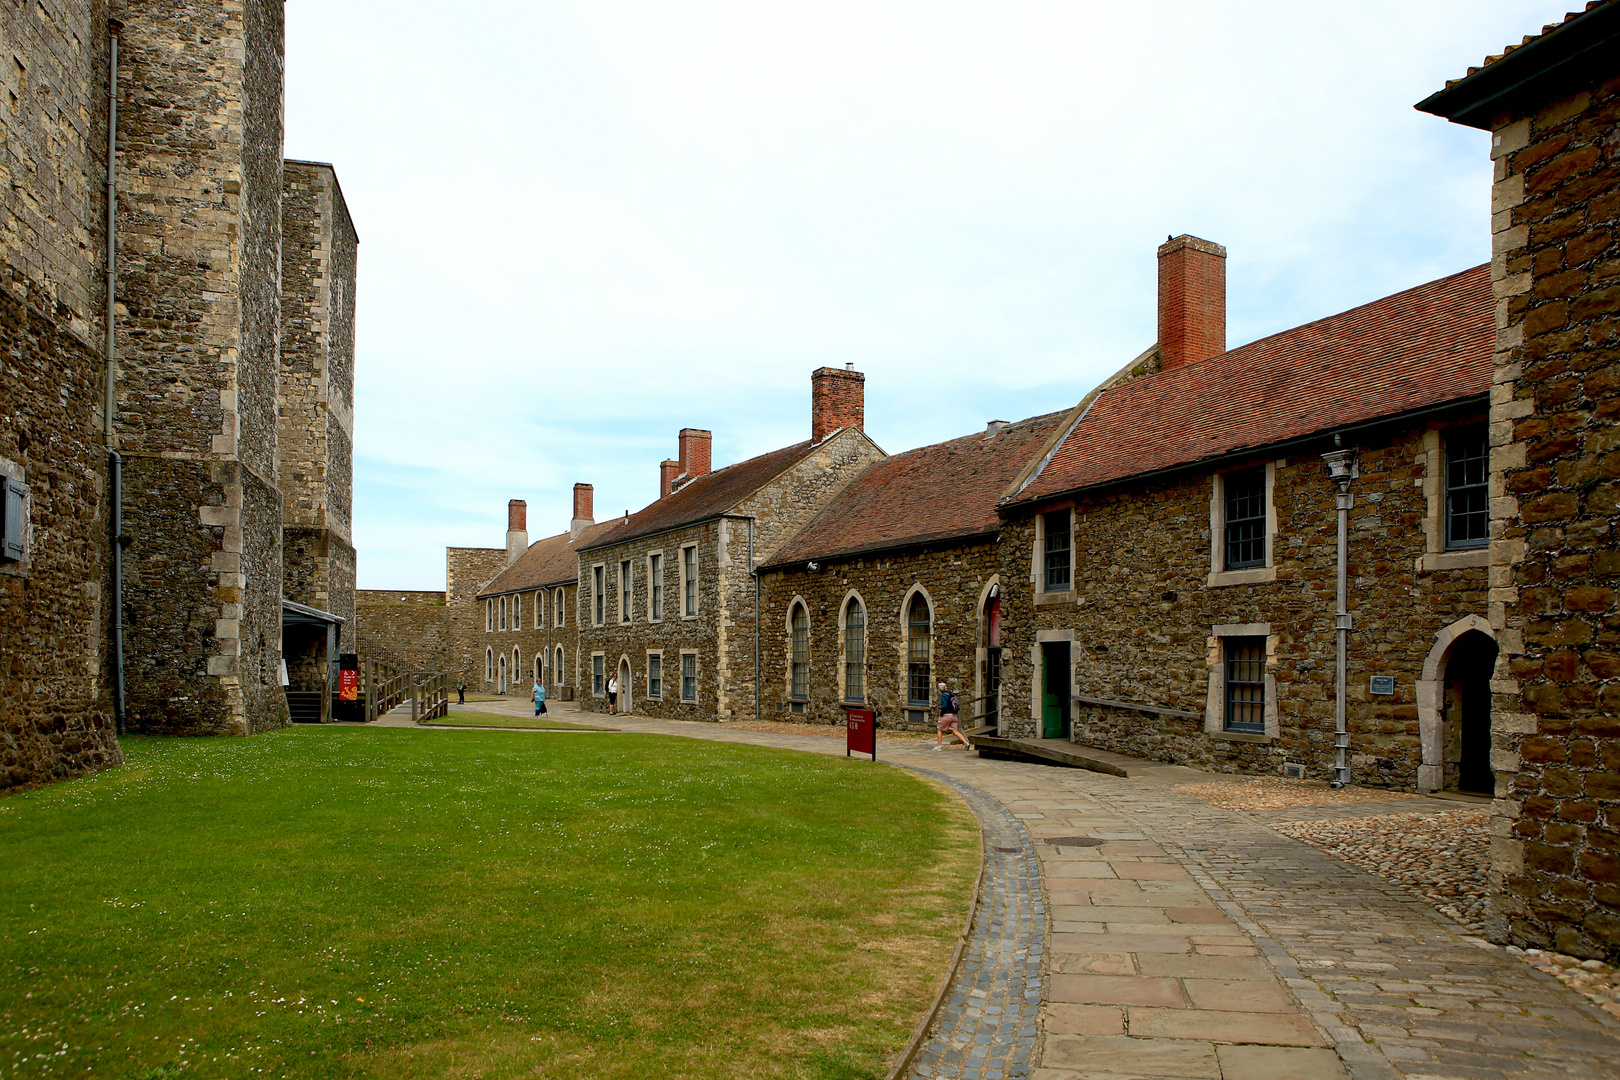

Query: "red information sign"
<box><xmin>845</xmin><ymin>708</ymin><xmax>876</xmax><ymax>760</ymax></box>
<box><xmin>338</xmin><ymin>668</ymin><xmax>359</xmax><ymax>702</ymax></box>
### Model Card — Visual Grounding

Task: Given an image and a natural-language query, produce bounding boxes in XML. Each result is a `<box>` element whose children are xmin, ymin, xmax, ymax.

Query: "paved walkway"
<box><xmin>370</xmin><ymin>700</ymin><xmax>1620</xmax><ymax>1079</ymax></box>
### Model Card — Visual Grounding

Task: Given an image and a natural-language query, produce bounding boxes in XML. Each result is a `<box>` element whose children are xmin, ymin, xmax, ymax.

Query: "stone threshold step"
<box><xmin>971</xmin><ymin>734</ymin><xmax>1194</xmax><ymax>779</ymax></box>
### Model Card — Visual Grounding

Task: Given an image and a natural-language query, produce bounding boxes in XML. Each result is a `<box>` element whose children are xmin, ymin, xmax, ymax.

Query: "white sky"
<box><xmin>282</xmin><ymin>1</ymin><xmax>1571</xmax><ymax>591</ymax></box>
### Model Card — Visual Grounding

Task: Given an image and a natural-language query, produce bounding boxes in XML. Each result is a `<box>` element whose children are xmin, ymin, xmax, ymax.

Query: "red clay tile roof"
<box><xmin>1009</xmin><ymin>264</ymin><xmax>1493</xmax><ymax>506</ymax></box>
<box><xmin>477</xmin><ymin>520</ymin><xmax>623</xmax><ymax>597</ymax></box>
<box><xmin>762</xmin><ymin>411</ymin><xmax>1070</xmax><ymax>568</ymax></box>
<box><xmin>1447</xmin><ymin>2</ymin><xmax>1611</xmax><ymax>87</ymax></box>
<box><xmin>577</xmin><ymin>438</ymin><xmax>831</xmax><ymax>552</ymax></box>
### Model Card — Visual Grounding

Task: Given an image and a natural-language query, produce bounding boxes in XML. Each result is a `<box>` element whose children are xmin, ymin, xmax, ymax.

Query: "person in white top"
<box><xmin>606</xmin><ymin>673</ymin><xmax>619</xmax><ymax>714</ymax></box>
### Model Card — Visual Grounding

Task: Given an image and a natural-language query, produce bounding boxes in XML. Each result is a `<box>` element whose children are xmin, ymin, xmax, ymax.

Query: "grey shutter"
<box><xmin>2</xmin><ymin>479</ymin><xmax>24</xmax><ymax>561</ymax></box>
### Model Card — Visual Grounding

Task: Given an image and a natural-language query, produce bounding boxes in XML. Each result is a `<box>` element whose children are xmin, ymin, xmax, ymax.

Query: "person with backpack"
<box><xmin>533</xmin><ymin>679</ymin><xmax>547</xmax><ymax>717</ymax></box>
<box><xmin>934</xmin><ymin>680</ymin><xmax>971</xmax><ymax>750</ymax></box>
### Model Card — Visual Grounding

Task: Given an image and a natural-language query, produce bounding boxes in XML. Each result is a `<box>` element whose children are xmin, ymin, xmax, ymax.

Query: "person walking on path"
<box><xmin>934</xmin><ymin>680</ymin><xmax>971</xmax><ymax>750</ymax></box>
<box><xmin>606</xmin><ymin>673</ymin><xmax>619</xmax><ymax>714</ymax></box>
<box><xmin>457</xmin><ymin>676</ymin><xmax>466</xmax><ymax>705</ymax></box>
<box><xmin>533</xmin><ymin>680</ymin><xmax>548</xmax><ymax>716</ymax></box>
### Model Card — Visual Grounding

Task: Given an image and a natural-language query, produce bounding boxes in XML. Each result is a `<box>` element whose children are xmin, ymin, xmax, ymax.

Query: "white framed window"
<box><xmin>485</xmin><ymin>647</ymin><xmax>494</xmax><ymax>682</ymax></box>
<box><xmin>648</xmin><ymin>552</ymin><xmax>663</xmax><ymax>621</ymax></box>
<box><xmin>1418</xmin><ymin>427</ymin><xmax>1491</xmax><ymax>572</ymax></box>
<box><xmin>620</xmin><ymin>559</ymin><xmax>632</xmax><ymax>623</ymax></box>
<box><xmin>592</xmin><ymin>653</ymin><xmax>605</xmax><ymax>696</ymax></box>
<box><xmin>536</xmin><ymin>591</ymin><xmax>545</xmax><ymax>626</ymax></box>
<box><xmin>555</xmin><ymin>587</ymin><xmax>566</xmax><ymax>627</ymax></box>
<box><xmin>499</xmin><ymin>595</ymin><xmax>508</xmax><ymax>631</ymax></box>
<box><xmin>486</xmin><ymin>598</ymin><xmax>493</xmax><ymax>632</ymax></box>
<box><xmin>555</xmin><ymin>646</ymin><xmax>565</xmax><ymax>685</ymax></box>
<box><xmin>1204</xmin><ymin>623</ymin><xmax>1278</xmax><ymax>740</ymax></box>
<box><xmin>513</xmin><ymin>593</ymin><xmax>522</xmax><ymax>631</ymax></box>
<box><xmin>1208</xmin><ymin>462</ymin><xmax>1278</xmax><ymax>587</ymax></box>
<box><xmin>680</xmin><ymin>651</ymin><xmax>698</xmax><ymax>702</ymax></box>
<box><xmin>648</xmin><ymin>651</ymin><xmax>663</xmax><ymax>699</ymax></box>
<box><xmin>1042</xmin><ymin>510</ymin><xmax>1071</xmax><ymax>592</ymax></box>
<box><xmin>592</xmin><ymin>564</ymin><xmax>605</xmax><ymax>626</ymax></box>
<box><xmin>681</xmin><ymin>545</ymin><xmax>698</xmax><ymax>617</ymax></box>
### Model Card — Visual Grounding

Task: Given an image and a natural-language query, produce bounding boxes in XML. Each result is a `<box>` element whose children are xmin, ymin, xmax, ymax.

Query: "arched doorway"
<box><xmin>498</xmin><ymin>654</ymin><xmax>507</xmax><ymax>695</ymax></box>
<box><xmin>979</xmin><ymin>584</ymin><xmax>1001</xmax><ymax>731</ymax></box>
<box><xmin>618</xmin><ymin>657</ymin><xmax>632</xmax><ymax>715</ymax></box>
<box><xmin>1443</xmin><ymin>630</ymin><xmax>1498</xmax><ymax>794</ymax></box>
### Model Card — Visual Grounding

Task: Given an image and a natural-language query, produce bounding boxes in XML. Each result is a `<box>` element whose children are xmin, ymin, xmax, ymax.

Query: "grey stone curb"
<box><xmin>892</xmin><ymin>766</ymin><xmax>1045</xmax><ymax>1080</ymax></box>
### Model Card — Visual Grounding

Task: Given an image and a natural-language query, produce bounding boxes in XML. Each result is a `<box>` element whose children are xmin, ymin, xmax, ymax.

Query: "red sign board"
<box><xmin>846</xmin><ymin>708</ymin><xmax>876</xmax><ymax>759</ymax></box>
<box><xmin>338</xmin><ymin>668</ymin><xmax>359</xmax><ymax>702</ymax></box>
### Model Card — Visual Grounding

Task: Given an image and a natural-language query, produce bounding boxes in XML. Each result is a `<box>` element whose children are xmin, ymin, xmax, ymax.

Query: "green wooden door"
<box><xmin>1041</xmin><ymin>650</ymin><xmax>1062</xmax><ymax>738</ymax></box>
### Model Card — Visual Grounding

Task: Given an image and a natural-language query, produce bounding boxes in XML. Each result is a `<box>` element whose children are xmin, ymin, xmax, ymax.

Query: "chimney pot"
<box><xmin>1156</xmin><ymin>234</ymin><xmax>1227</xmax><ymax>371</ymax></box>
<box><xmin>678</xmin><ymin>429</ymin><xmax>712</xmax><ymax>480</ymax></box>
<box><xmin>811</xmin><ymin>366</ymin><xmax>865</xmax><ymax>444</ymax></box>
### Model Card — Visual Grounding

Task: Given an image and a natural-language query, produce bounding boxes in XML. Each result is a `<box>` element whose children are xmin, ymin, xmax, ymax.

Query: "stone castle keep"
<box><xmin>0</xmin><ymin>0</ymin><xmax>358</xmax><ymax>785</ymax></box>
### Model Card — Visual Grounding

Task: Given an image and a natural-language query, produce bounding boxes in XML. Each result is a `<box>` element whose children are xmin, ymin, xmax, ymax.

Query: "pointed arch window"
<box><xmin>844</xmin><ymin>598</ymin><xmax>866</xmax><ymax>703</ymax></box>
<box><xmin>485</xmin><ymin>647</ymin><xmax>494</xmax><ymax>682</ymax></box>
<box><xmin>907</xmin><ymin>594</ymin><xmax>931</xmax><ymax>705</ymax></box>
<box><xmin>790</xmin><ymin>603</ymin><xmax>809</xmax><ymax>700</ymax></box>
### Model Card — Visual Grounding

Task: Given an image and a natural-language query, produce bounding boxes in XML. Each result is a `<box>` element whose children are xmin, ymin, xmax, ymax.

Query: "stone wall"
<box><xmin>444</xmin><ymin>547</ymin><xmax>507</xmax><ymax>685</ymax></box>
<box><xmin>1000</xmin><ymin>416</ymin><xmax>1489</xmax><ymax>788</ymax></box>
<box><xmin>470</xmin><ymin>584</ymin><xmax>578</xmax><ymax>697</ymax></box>
<box><xmin>355</xmin><ymin>589</ymin><xmax>448</xmax><ymax>673</ymax></box>
<box><xmin>759</xmin><ymin>539</ymin><xmax>1000</xmax><ymax>729</ymax></box>
<box><xmin>114</xmin><ymin>0</ymin><xmax>288</xmax><ymax>736</ymax></box>
<box><xmin>1484</xmin><ymin>73</ymin><xmax>1620</xmax><ymax>959</ymax></box>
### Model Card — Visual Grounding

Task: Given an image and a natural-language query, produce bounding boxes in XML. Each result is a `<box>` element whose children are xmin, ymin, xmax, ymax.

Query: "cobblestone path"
<box><xmin>900</xmin><ymin>766</ymin><xmax>1044</xmax><ymax>1080</ymax></box>
<box><xmin>1067</xmin><ymin>771</ymin><xmax>1620</xmax><ymax>1080</ymax></box>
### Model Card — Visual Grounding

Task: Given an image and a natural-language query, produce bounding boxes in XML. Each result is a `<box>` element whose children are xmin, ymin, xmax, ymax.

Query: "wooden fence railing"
<box><xmin>410</xmin><ymin>671</ymin><xmax>450</xmax><ymax>724</ymax></box>
<box><xmin>361</xmin><ymin>660</ymin><xmax>452</xmax><ymax>724</ymax></box>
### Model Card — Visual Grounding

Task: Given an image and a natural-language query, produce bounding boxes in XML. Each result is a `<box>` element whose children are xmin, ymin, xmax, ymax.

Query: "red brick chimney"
<box><xmin>812</xmin><ymin>364</ymin><xmax>864</xmax><ymax>443</ymax></box>
<box><xmin>660</xmin><ymin>459</ymin><xmax>680</xmax><ymax>497</ymax></box>
<box><xmin>1157</xmin><ymin>235</ymin><xmax>1226</xmax><ymax>371</ymax></box>
<box><xmin>570</xmin><ymin>483</ymin><xmax>594</xmax><ymax>540</ymax></box>
<box><xmin>505</xmin><ymin>500</ymin><xmax>528</xmax><ymax>566</ymax></box>
<box><xmin>678</xmin><ymin>429</ymin><xmax>712</xmax><ymax>480</ymax></box>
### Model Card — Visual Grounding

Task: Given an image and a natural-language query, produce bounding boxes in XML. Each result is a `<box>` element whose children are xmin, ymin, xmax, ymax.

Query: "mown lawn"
<box><xmin>428</xmin><ymin>710</ymin><xmax>610</xmax><ymax>731</ymax></box>
<box><xmin>0</xmin><ymin>727</ymin><xmax>977</xmax><ymax>1079</ymax></box>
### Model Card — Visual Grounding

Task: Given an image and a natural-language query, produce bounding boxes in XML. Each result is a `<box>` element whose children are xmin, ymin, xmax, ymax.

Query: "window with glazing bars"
<box><xmin>1224</xmin><ymin>637</ymin><xmax>1266</xmax><ymax>733</ymax></box>
<box><xmin>620</xmin><ymin>560</ymin><xmax>631</xmax><ymax>622</ymax></box>
<box><xmin>499</xmin><ymin>596</ymin><xmax>507</xmax><ymax>630</ymax></box>
<box><xmin>513</xmin><ymin>594</ymin><xmax>521</xmax><ymax>630</ymax></box>
<box><xmin>907</xmin><ymin>595</ymin><xmax>931</xmax><ymax>704</ymax></box>
<box><xmin>790</xmin><ymin>605</ymin><xmax>809</xmax><ymax>699</ymax></box>
<box><xmin>593</xmin><ymin>566</ymin><xmax>605</xmax><ymax>625</ymax></box>
<box><xmin>1446</xmin><ymin>427</ymin><xmax>1488</xmax><ymax>549</ymax></box>
<box><xmin>555</xmin><ymin>588</ymin><xmax>565</xmax><ymax>627</ymax></box>
<box><xmin>1043</xmin><ymin>509</ymin><xmax>1071</xmax><ymax>591</ymax></box>
<box><xmin>1224</xmin><ymin>468</ymin><xmax>1266</xmax><ymax>569</ymax></box>
<box><xmin>650</xmin><ymin>553</ymin><xmax>663</xmax><ymax>619</ymax></box>
<box><xmin>681</xmin><ymin>653</ymin><xmax>697</xmax><ymax>701</ymax></box>
<box><xmin>648</xmin><ymin>654</ymin><xmax>662</xmax><ymax>698</ymax></box>
<box><xmin>683</xmin><ymin>546</ymin><xmax>698</xmax><ymax>616</ymax></box>
<box><xmin>592</xmin><ymin>654</ymin><xmax>604</xmax><ymax>695</ymax></box>
<box><xmin>844</xmin><ymin>599</ymin><xmax>866</xmax><ymax>702</ymax></box>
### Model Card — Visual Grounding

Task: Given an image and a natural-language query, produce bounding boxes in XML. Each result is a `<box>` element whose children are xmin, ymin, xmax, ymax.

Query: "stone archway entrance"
<box><xmin>618</xmin><ymin>658</ymin><xmax>632</xmax><ymax>715</ymax></box>
<box><xmin>1417</xmin><ymin>615</ymin><xmax>1496</xmax><ymax>794</ymax></box>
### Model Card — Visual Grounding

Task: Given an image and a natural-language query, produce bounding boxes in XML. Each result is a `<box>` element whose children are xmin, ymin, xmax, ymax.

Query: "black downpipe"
<box><xmin>106</xmin><ymin>21</ymin><xmax>126</xmax><ymax>735</ymax></box>
<box><xmin>111</xmin><ymin>451</ymin><xmax>125</xmax><ymax>734</ymax></box>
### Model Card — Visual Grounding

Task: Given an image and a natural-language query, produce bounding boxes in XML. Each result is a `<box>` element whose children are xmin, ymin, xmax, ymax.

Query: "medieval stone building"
<box><xmin>0</xmin><ymin>0</ymin><xmax>359</xmax><ymax>787</ymax></box>
<box><xmin>1418</xmin><ymin>0</ymin><xmax>1620</xmax><ymax>959</ymax></box>
<box><xmin>573</xmin><ymin>369</ymin><xmax>883</xmax><ymax>719</ymax></box>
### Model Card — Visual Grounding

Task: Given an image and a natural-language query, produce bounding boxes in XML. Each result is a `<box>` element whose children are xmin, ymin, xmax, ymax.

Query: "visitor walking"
<box><xmin>934</xmin><ymin>680</ymin><xmax>970</xmax><ymax>751</ymax></box>
<box><xmin>607</xmin><ymin>672</ymin><xmax>618</xmax><ymax>714</ymax></box>
<box><xmin>533</xmin><ymin>680</ymin><xmax>547</xmax><ymax>716</ymax></box>
<box><xmin>457</xmin><ymin>675</ymin><xmax>466</xmax><ymax>705</ymax></box>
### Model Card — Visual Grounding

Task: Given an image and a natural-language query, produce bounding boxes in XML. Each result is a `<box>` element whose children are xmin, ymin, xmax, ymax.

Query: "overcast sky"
<box><xmin>283</xmin><ymin>1</ymin><xmax>1569</xmax><ymax>591</ymax></box>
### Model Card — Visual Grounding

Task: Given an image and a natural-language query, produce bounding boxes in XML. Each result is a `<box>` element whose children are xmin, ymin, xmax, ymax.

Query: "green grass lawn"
<box><xmin>0</xmin><ymin>727</ymin><xmax>976</xmax><ymax>1079</ymax></box>
<box><xmin>428</xmin><ymin>710</ymin><xmax>611</xmax><ymax>731</ymax></box>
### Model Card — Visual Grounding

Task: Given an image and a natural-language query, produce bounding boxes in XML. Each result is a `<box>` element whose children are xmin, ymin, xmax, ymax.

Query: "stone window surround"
<box><xmin>485</xmin><ymin>646</ymin><xmax>493</xmax><ymax>682</ymax></box>
<box><xmin>619</xmin><ymin>558</ymin><xmax>633</xmax><ymax>624</ymax></box>
<box><xmin>1415</xmin><ymin>613</ymin><xmax>1495</xmax><ymax>793</ymax></box>
<box><xmin>513</xmin><ymin>593</ymin><xmax>521</xmax><ymax>631</ymax></box>
<box><xmin>839</xmin><ymin>589</ymin><xmax>868</xmax><ymax>704</ymax></box>
<box><xmin>784</xmin><ymin>593</ymin><xmax>810</xmax><ymax>703</ymax></box>
<box><xmin>498</xmin><ymin>652</ymin><xmax>507</xmax><ymax>690</ymax></box>
<box><xmin>499</xmin><ymin>595</ymin><xmax>508</xmax><ymax>631</ymax></box>
<box><xmin>647</xmin><ymin>549</ymin><xmax>664</xmax><ymax>622</ymax></box>
<box><xmin>1416</xmin><ymin>427</ymin><xmax>1492</xmax><ymax>573</ymax></box>
<box><xmin>554</xmin><ymin>645</ymin><xmax>565</xmax><ymax>686</ymax></box>
<box><xmin>0</xmin><ymin>455</ymin><xmax>31</xmax><ymax>577</ymax></box>
<box><xmin>514</xmin><ymin>646</ymin><xmax>522</xmax><ymax>686</ymax></box>
<box><xmin>1209</xmin><ymin>462</ymin><xmax>1279</xmax><ymax>587</ymax></box>
<box><xmin>1204</xmin><ymin>622</ymin><xmax>1279</xmax><ymax>741</ymax></box>
<box><xmin>591</xmin><ymin>651</ymin><xmax>605</xmax><ymax>697</ymax></box>
<box><xmin>533</xmin><ymin>651</ymin><xmax>544</xmax><ymax>683</ymax></box>
<box><xmin>901</xmin><ymin>583</ymin><xmax>936</xmax><ymax>706</ymax></box>
<box><xmin>591</xmin><ymin>563</ymin><xmax>606</xmax><ymax>626</ymax></box>
<box><xmin>680</xmin><ymin>543</ymin><xmax>700</xmax><ymax>619</ymax></box>
<box><xmin>679</xmin><ymin>649</ymin><xmax>699</xmax><ymax>703</ymax></box>
<box><xmin>1030</xmin><ymin>502</ymin><xmax>1077</xmax><ymax>607</ymax></box>
<box><xmin>647</xmin><ymin>649</ymin><xmax>663</xmax><ymax>699</ymax></box>
<box><xmin>554</xmin><ymin>587</ymin><xmax>565</xmax><ymax>628</ymax></box>
<box><xmin>974</xmin><ymin>576</ymin><xmax>1001</xmax><ymax>729</ymax></box>
<box><xmin>1028</xmin><ymin>628</ymin><xmax>1076</xmax><ymax>724</ymax></box>
<box><xmin>485</xmin><ymin>598</ymin><xmax>493</xmax><ymax>632</ymax></box>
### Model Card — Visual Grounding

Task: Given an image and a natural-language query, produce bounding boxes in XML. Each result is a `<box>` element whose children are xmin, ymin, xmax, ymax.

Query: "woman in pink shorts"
<box><xmin>934</xmin><ymin>680</ymin><xmax>971</xmax><ymax>751</ymax></box>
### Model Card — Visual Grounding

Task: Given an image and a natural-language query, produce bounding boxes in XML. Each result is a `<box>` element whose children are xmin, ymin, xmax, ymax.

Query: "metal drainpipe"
<box><xmin>1323</xmin><ymin>441</ymin><xmax>1357</xmax><ymax>787</ymax></box>
<box><xmin>750</xmin><ymin>517</ymin><xmax>760</xmax><ymax>723</ymax></box>
<box><xmin>105</xmin><ymin>20</ymin><xmax>126</xmax><ymax>737</ymax></box>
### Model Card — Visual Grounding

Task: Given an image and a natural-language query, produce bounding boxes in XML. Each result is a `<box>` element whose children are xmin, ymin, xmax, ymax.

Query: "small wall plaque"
<box><xmin>1369</xmin><ymin>675</ymin><xmax>1395</xmax><ymax>696</ymax></box>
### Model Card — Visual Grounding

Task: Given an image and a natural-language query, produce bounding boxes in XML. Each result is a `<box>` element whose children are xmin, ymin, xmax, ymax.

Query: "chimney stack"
<box><xmin>811</xmin><ymin>364</ymin><xmax>865</xmax><ymax>443</ymax></box>
<box><xmin>1156</xmin><ymin>235</ymin><xmax>1226</xmax><ymax>371</ymax></box>
<box><xmin>678</xmin><ymin>429</ymin><xmax>712</xmax><ymax>481</ymax></box>
<box><xmin>570</xmin><ymin>483</ymin><xmax>594</xmax><ymax>540</ymax></box>
<box><xmin>660</xmin><ymin>459</ymin><xmax>680</xmax><ymax>497</ymax></box>
<box><xmin>506</xmin><ymin>500</ymin><xmax>528</xmax><ymax>565</ymax></box>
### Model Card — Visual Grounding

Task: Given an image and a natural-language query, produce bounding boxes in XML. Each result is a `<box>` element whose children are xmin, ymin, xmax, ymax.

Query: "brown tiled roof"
<box><xmin>477</xmin><ymin>520</ymin><xmax>623</xmax><ymax>597</ymax></box>
<box><xmin>1010</xmin><ymin>264</ymin><xmax>1493</xmax><ymax>506</ymax></box>
<box><xmin>762</xmin><ymin>412</ymin><xmax>1070</xmax><ymax>569</ymax></box>
<box><xmin>1447</xmin><ymin>2</ymin><xmax>1610</xmax><ymax>87</ymax></box>
<box><xmin>577</xmin><ymin>439</ymin><xmax>828</xmax><ymax>552</ymax></box>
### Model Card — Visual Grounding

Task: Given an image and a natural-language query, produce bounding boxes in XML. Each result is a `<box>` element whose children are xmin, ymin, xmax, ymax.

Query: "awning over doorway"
<box><xmin>281</xmin><ymin>598</ymin><xmax>346</xmax><ymax>629</ymax></box>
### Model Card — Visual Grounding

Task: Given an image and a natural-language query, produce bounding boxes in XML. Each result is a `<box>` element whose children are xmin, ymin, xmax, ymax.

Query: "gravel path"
<box><xmin>1174</xmin><ymin>775</ymin><xmax>1424</xmax><ymax>813</ymax></box>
